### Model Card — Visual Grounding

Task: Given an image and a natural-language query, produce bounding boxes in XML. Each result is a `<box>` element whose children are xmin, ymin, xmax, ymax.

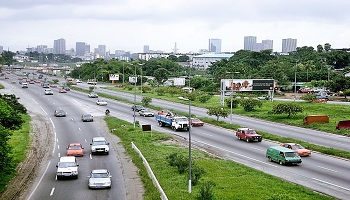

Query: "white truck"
<box><xmin>155</xmin><ymin>113</ymin><xmax>190</xmax><ymax>131</ymax></box>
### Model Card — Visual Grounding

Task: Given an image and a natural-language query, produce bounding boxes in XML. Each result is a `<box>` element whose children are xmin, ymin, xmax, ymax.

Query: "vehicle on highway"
<box><xmin>190</xmin><ymin>118</ymin><xmax>204</xmax><ymax>126</ymax></box>
<box><xmin>56</xmin><ymin>156</ymin><xmax>79</xmax><ymax>179</ymax></box>
<box><xmin>87</xmin><ymin>169</ymin><xmax>112</xmax><ymax>189</ymax></box>
<box><xmin>66</xmin><ymin>143</ymin><xmax>84</xmax><ymax>157</ymax></box>
<box><xmin>96</xmin><ymin>99</ymin><xmax>107</xmax><ymax>106</ymax></box>
<box><xmin>88</xmin><ymin>92</ymin><xmax>99</xmax><ymax>98</ymax></box>
<box><xmin>236</xmin><ymin>128</ymin><xmax>262</xmax><ymax>142</ymax></box>
<box><xmin>59</xmin><ymin>88</ymin><xmax>67</xmax><ymax>93</ymax></box>
<box><xmin>266</xmin><ymin>146</ymin><xmax>302</xmax><ymax>165</ymax></box>
<box><xmin>76</xmin><ymin>79</ymin><xmax>82</xmax><ymax>83</ymax></box>
<box><xmin>42</xmin><ymin>82</ymin><xmax>50</xmax><ymax>88</ymax></box>
<box><xmin>280</xmin><ymin>143</ymin><xmax>311</xmax><ymax>157</ymax></box>
<box><xmin>54</xmin><ymin>109</ymin><xmax>66</xmax><ymax>117</ymax></box>
<box><xmin>5</xmin><ymin>76</ymin><xmax>9</xmax><ymax>79</ymax></box>
<box><xmin>82</xmin><ymin>113</ymin><xmax>94</xmax><ymax>122</ymax></box>
<box><xmin>105</xmin><ymin>109</ymin><xmax>110</xmax><ymax>116</ymax></box>
<box><xmin>50</xmin><ymin>84</ymin><xmax>58</xmax><ymax>88</ymax></box>
<box><xmin>44</xmin><ymin>89</ymin><xmax>54</xmax><ymax>95</ymax></box>
<box><xmin>63</xmin><ymin>86</ymin><xmax>71</xmax><ymax>91</ymax></box>
<box><xmin>131</xmin><ymin>105</ymin><xmax>144</xmax><ymax>112</ymax></box>
<box><xmin>29</xmin><ymin>80</ymin><xmax>35</xmax><ymax>84</ymax></box>
<box><xmin>155</xmin><ymin>113</ymin><xmax>190</xmax><ymax>131</ymax></box>
<box><xmin>21</xmin><ymin>82</ymin><xmax>28</xmax><ymax>88</ymax></box>
<box><xmin>139</xmin><ymin>109</ymin><xmax>154</xmax><ymax>117</ymax></box>
<box><xmin>157</xmin><ymin>110</ymin><xmax>173</xmax><ymax>115</ymax></box>
<box><xmin>90</xmin><ymin>137</ymin><xmax>109</xmax><ymax>155</ymax></box>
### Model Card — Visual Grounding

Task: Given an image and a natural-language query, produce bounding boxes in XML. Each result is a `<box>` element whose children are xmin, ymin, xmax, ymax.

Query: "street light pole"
<box><xmin>122</xmin><ymin>62</ymin><xmax>125</xmax><ymax>86</ymax></box>
<box><xmin>138</xmin><ymin>63</ymin><xmax>144</xmax><ymax>97</ymax></box>
<box><xmin>132</xmin><ymin>64</ymin><xmax>137</xmax><ymax>128</ymax></box>
<box><xmin>188</xmin><ymin>66</ymin><xmax>192</xmax><ymax>193</ymax></box>
<box><xmin>227</xmin><ymin>71</ymin><xmax>240</xmax><ymax>124</ymax></box>
<box><xmin>294</xmin><ymin>60</ymin><xmax>298</xmax><ymax>102</ymax></box>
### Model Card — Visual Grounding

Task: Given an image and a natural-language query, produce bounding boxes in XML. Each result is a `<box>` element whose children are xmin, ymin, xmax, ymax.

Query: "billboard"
<box><xmin>129</xmin><ymin>77</ymin><xmax>137</xmax><ymax>83</ymax></box>
<box><xmin>109</xmin><ymin>74</ymin><xmax>119</xmax><ymax>81</ymax></box>
<box><xmin>173</xmin><ymin>78</ymin><xmax>185</xmax><ymax>86</ymax></box>
<box><xmin>221</xmin><ymin>79</ymin><xmax>274</xmax><ymax>91</ymax></box>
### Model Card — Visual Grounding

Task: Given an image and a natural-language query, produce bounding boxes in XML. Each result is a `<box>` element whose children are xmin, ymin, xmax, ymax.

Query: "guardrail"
<box><xmin>131</xmin><ymin>142</ymin><xmax>168</xmax><ymax>200</ymax></box>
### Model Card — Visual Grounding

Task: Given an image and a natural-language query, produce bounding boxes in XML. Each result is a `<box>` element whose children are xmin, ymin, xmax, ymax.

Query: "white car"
<box><xmin>88</xmin><ymin>93</ymin><xmax>99</xmax><ymax>98</ymax></box>
<box><xmin>96</xmin><ymin>99</ymin><xmax>107</xmax><ymax>106</ymax></box>
<box><xmin>76</xmin><ymin>79</ymin><xmax>82</xmax><ymax>83</ymax></box>
<box><xmin>88</xmin><ymin>169</ymin><xmax>112</xmax><ymax>189</ymax></box>
<box><xmin>139</xmin><ymin>109</ymin><xmax>154</xmax><ymax>117</ymax></box>
<box><xmin>90</xmin><ymin>137</ymin><xmax>109</xmax><ymax>155</ymax></box>
<box><xmin>44</xmin><ymin>89</ymin><xmax>54</xmax><ymax>95</ymax></box>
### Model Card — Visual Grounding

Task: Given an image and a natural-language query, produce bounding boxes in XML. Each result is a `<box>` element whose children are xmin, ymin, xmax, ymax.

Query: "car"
<box><xmin>21</xmin><ymin>82</ymin><xmax>28</xmax><ymax>88</ymax></box>
<box><xmin>29</xmin><ymin>80</ymin><xmax>35</xmax><ymax>84</ymax></box>
<box><xmin>280</xmin><ymin>143</ymin><xmax>311</xmax><ymax>157</ymax></box>
<box><xmin>236</xmin><ymin>127</ymin><xmax>262</xmax><ymax>142</ymax></box>
<box><xmin>54</xmin><ymin>109</ymin><xmax>66</xmax><ymax>117</ymax></box>
<box><xmin>63</xmin><ymin>86</ymin><xmax>71</xmax><ymax>91</ymax></box>
<box><xmin>76</xmin><ymin>79</ymin><xmax>82</xmax><ymax>83</ymax></box>
<box><xmin>131</xmin><ymin>105</ymin><xmax>144</xmax><ymax>112</ymax></box>
<box><xmin>34</xmin><ymin>80</ymin><xmax>41</xmax><ymax>83</ymax></box>
<box><xmin>90</xmin><ymin>137</ymin><xmax>109</xmax><ymax>155</ymax></box>
<box><xmin>96</xmin><ymin>99</ymin><xmax>107</xmax><ymax>106</ymax></box>
<box><xmin>266</xmin><ymin>146</ymin><xmax>302</xmax><ymax>165</ymax></box>
<box><xmin>5</xmin><ymin>76</ymin><xmax>9</xmax><ymax>79</ymax></box>
<box><xmin>157</xmin><ymin>110</ymin><xmax>173</xmax><ymax>115</ymax></box>
<box><xmin>56</xmin><ymin>156</ymin><xmax>79</xmax><ymax>179</ymax></box>
<box><xmin>44</xmin><ymin>89</ymin><xmax>53</xmax><ymax>95</ymax></box>
<box><xmin>257</xmin><ymin>96</ymin><xmax>269</xmax><ymax>100</ymax></box>
<box><xmin>139</xmin><ymin>109</ymin><xmax>154</xmax><ymax>117</ymax></box>
<box><xmin>88</xmin><ymin>169</ymin><xmax>112</xmax><ymax>189</ymax></box>
<box><xmin>50</xmin><ymin>84</ymin><xmax>58</xmax><ymax>88</ymax></box>
<box><xmin>42</xmin><ymin>83</ymin><xmax>50</xmax><ymax>88</ymax></box>
<box><xmin>66</xmin><ymin>143</ymin><xmax>84</xmax><ymax>157</ymax></box>
<box><xmin>190</xmin><ymin>118</ymin><xmax>204</xmax><ymax>126</ymax></box>
<box><xmin>82</xmin><ymin>114</ymin><xmax>94</xmax><ymax>122</ymax></box>
<box><xmin>88</xmin><ymin>93</ymin><xmax>99</xmax><ymax>98</ymax></box>
<box><xmin>59</xmin><ymin>88</ymin><xmax>67</xmax><ymax>93</ymax></box>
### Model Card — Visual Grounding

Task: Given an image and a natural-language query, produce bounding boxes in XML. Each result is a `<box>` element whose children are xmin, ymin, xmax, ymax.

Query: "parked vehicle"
<box><xmin>155</xmin><ymin>112</ymin><xmax>189</xmax><ymax>131</ymax></box>
<box><xmin>88</xmin><ymin>169</ymin><xmax>112</xmax><ymax>189</ymax></box>
<box><xmin>56</xmin><ymin>156</ymin><xmax>79</xmax><ymax>179</ymax></box>
<box><xmin>90</xmin><ymin>137</ymin><xmax>109</xmax><ymax>155</ymax></box>
<box><xmin>236</xmin><ymin>128</ymin><xmax>262</xmax><ymax>142</ymax></box>
<box><xmin>280</xmin><ymin>143</ymin><xmax>311</xmax><ymax>157</ymax></box>
<box><xmin>266</xmin><ymin>146</ymin><xmax>302</xmax><ymax>165</ymax></box>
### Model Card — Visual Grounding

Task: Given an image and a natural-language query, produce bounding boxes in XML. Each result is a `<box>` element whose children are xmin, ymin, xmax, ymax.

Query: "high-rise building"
<box><xmin>53</xmin><ymin>38</ymin><xmax>66</xmax><ymax>54</ymax></box>
<box><xmin>262</xmin><ymin>40</ymin><xmax>273</xmax><ymax>51</ymax></box>
<box><xmin>282</xmin><ymin>38</ymin><xmax>297</xmax><ymax>53</ymax></box>
<box><xmin>0</xmin><ymin>46</ymin><xmax>3</xmax><ymax>53</ymax></box>
<box><xmin>209</xmin><ymin>38</ymin><xmax>222</xmax><ymax>53</ymax></box>
<box><xmin>76</xmin><ymin>42</ymin><xmax>86</xmax><ymax>56</ymax></box>
<box><xmin>36</xmin><ymin>45</ymin><xmax>48</xmax><ymax>53</ymax></box>
<box><xmin>244</xmin><ymin>36</ymin><xmax>257</xmax><ymax>51</ymax></box>
<box><xmin>143</xmin><ymin>45</ymin><xmax>150</xmax><ymax>53</ymax></box>
<box><xmin>98</xmin><ymin>45</ymin><xmax>106</xmax><ymax>57</ymax></box>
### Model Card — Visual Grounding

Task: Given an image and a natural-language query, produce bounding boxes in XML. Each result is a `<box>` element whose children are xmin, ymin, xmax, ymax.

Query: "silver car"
<box><xmin>139</xmin><ymin>109</ymin><xmax>154</xmax><ymax>117</ymax></box>
<box><xmin>88</xmin><ymin>169</ymin><xmax>112</xmax><ymax>189</ymax></box>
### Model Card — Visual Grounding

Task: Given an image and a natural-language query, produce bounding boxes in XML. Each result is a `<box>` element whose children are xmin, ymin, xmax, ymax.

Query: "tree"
<box><xmin>153</xmin><ymin>68</ymin><xmax>169</xmax><ymax>86</ymax></box>
<box><xmin>1</xmin><ymin>51</ymin><xmax>16</xmax><ymax>66</ymax></box>
<box><xmin>0</xmin><ymin>98</ymin><xmax>25</xmax><ymax>130</ymax></box>
<box><xmin>206</xmin><ymin>107</ymin><xmax>229</xmax><ymax>121</ymax></box>
<box><xmin>239</xmin><ymin>98</ymin><xmax>262</xmax><ymax>112</ymax></box>
<box><xmin>327</xmin><ymin>75</ymin><xmax>350</xmax><ymax>97</ymax></box>
<box><xmin>270</xmin><ymin>103</ymin><xmax>303</xmax><ymax>118</ymax></box>
<box><xmin>141</xmin><ymin>96</ymin><xmax>152</xmax><ymax>106</ymax></box>
<box><xmin>324</xmin><ymin>43</ymin><xmax>331</xmax><ymax>52</ymax></box>
<box><xmin>317</xmin><ymin>44</ymin><xmax>324</xmax><ymax>53</ymax></box>
<box><xmin>224</xmin><ymin>97</ymin><xmax>239</xmax><ymax>109</ymax></box>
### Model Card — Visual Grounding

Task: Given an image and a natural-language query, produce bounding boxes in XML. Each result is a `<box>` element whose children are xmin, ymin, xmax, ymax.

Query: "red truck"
<box><xmin>236</xmin><ymin>128</ymin><xmax>262</xmax><ymax>142</ymax></box>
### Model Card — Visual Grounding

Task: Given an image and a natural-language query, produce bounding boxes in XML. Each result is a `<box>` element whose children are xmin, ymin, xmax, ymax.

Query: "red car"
<box><xmin>236</xmin><ymin>128</ymin><xmax>262</xmax><ymax>142</ymax></box>
<box><xmin>191</xmin><ymin>118</ymin><xmax>204</xmax><ymax>126</ymax></box>
<box><xmin>280</xmin><ymin>143</ymin><xmax>311</xmax><ymax>157</ymax></box>
<box><xmin>66</xmin><ymin>143</ymin><xmax>84</xmax><ymax>156</ymax></box>
<box><xmin>59</xmin><ymin>88</ymin><xmax>67</xmax><ymax>93</ymax></box>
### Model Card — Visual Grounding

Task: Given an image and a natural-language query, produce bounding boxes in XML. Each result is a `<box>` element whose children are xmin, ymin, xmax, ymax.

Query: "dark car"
<box><xmin>82</xmin><ymin>114</ymin><xmax>94</xmax><ymax>122</ymax></box>
<box><xmin>131</xmin><ymin>105</ymin><xmax>144</xmax><ymax>112</ymax></box>
<box><xmin>63</xmin><ymin>86</ymin><xmax>71</xmax><ymax>91</ymax></box>
<box><xmin>54</xmin><ymin>110</ymin><xmax>66</xmax><ymax>117</ymax></box>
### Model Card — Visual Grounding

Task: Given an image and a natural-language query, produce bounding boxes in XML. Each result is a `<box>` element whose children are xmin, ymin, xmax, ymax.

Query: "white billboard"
<box><xmin>129</xmin><ymin>77</ymin><xmax>137</xmax><ymax>83</ymax></box>
<box><xmin>173</xmin><ymin>78</ymin><xmax>185</xmax><ymax>86</ymax></box>
<box><xmin>109</xmin><ymin>74</ymin><xmax>119</xmax><ymax>81</ymax></box>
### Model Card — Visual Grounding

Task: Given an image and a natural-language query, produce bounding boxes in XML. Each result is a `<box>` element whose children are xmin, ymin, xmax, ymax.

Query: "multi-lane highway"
<box><xmin>1</xmin><ymin>75</ymin><xmax>350</xmax><ymax>199</ymax></box>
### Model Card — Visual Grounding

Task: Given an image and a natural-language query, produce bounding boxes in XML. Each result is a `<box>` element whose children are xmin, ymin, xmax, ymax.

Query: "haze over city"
<box><xmin>1</xmin><ymin>0</ymin><xmax>350</xmax><ymax>53</ymax></box>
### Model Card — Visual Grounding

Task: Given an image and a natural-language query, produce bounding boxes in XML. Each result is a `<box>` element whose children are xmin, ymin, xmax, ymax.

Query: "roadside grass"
<box><xmin>72</xmin><ymin>86</ymin><xmax>350</xmax><ymax>159</ymax></box>
<box><xmin>105</xmin><ymin>117</ymin><xmax>334</xmax><ymax>200</ymax></box>
<box><xmin>0</xmin><ymin>114</ymin><xmax>31</xmax><ymax>193</ymax></box>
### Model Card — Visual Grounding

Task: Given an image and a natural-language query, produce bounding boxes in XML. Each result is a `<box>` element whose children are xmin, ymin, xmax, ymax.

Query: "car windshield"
<box><xmin>56</xmin><ymin>110</ymin><xmax>65</xmax><ymax>113</ymax></box>
<box><xmin>245</xmin><ymin>130</ymin><xmax>257</xmax><ymax>134</ymax></box>
<box><xmin>83</xmin><ymin>114</ymin><xmax>92</xmax><ymax>118</ymax></box>
<box><xmin>291</xmin><ymin>144</ymin><xmax>304</xmax><ymax>150</ymax></box>
<box><xmin>175</xmin><ymin>118</ymin><xmax>189</xmax><ymax>122</ymax></box>
<box><xmin>285</xmin><ymin>152</ymin><xmax>299</xmax><ymax>157</ymax></box>
<box><xmin>192</xmin><ymin>118</ymin><xmax>200</xmax><ymax>122</ymax></box>
<box><xmin>58</xmin><ymin>162</ymin><xmax>77</xmax><ymax>168</ymax></box>
<box><xmin>93</xmin><ymin>141</ymin><xmax>107</xmax><ymax>145</ymax></box>
<box><xmin>91</xmin><ymin>172</ymin><xmax>109</xmax><ymax>178</ymax></box>
<box><xmin>68</xmin><ymin>145</ymin><xmax>81</xmax><ymax>150</ymax></box>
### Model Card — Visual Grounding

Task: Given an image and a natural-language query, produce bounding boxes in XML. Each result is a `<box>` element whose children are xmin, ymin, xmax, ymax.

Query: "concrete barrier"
<box><xmin>303</xmin><ymin>115</ymin><xmax>329</xmax><ymax>125</ymax></box>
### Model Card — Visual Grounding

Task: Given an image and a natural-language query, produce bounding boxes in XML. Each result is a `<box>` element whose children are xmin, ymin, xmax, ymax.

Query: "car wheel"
<box><xmin>246</xmin><ymin>138</ymin><xmax>250</xmax><ymax>143</ymax></box>
<box><xmin>279</xmin><ymin>160</ymin><xmax>283</xmax><ymax>165</ymax></box>
<box><xmin>238</xmin><ymin>136</ymin><xmax>241</xmax><ymax>140</ymax></box>
<box><xmin>268</xmin><ymin>157</ymin><xmax>272</xmax><ymax>162</ymax></box>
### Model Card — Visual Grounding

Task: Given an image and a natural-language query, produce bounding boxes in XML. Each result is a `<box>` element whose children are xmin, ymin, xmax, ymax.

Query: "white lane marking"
<box><xmin>50</xmin><ymin>118</ymin><xmax>55</xmax><ymax>129</ymax></box>
<box><xmin>58</xmin><ymin>153</ymin><xmax>60</xmax><ymax>158</ymax></box>
<box><xmin>313</xmin><ymin>178</ymin><xmax>350</xmax><ymax>192</ymax></box>
<box><xmin>78</xmin><ymin>127</ymin><xmax>81</xmax><ymax>131</ymax></box>
<box><xmin>27</xmin><ymin>161</ymin><xmax>51</xmax><ymax>200</ymax></box>
<box><xmin>201</xmin><ymin>132</ymin><xmax>212</xmax><ymax>137</ymax></box>
<box><xmin>50</xmin><ymin>188</ymin><xmax>55</xmax><ymax>196</ymax></box>
<box><xmin>318</xmin><ymin>166</ymin><xmax>338</xmax><ymax>173</ymax></box>
<box><xmin>57</xmin><ymin>145</ymin><xmax>59</xmax><ymax>150</ymax></box>
<box><xmin>250</xmin><ymin>146</ymin><xmax>265</xmax><ymax>152</ymax></box>
<box><xmin>90</xmin><ymin>154</ymin><xmax>92</xmax><ymax>160</ymax></box>
<box><xmin>40</xmin><ymin>106</ymin><xmax>47</xmax><ymax>115</ymax></box>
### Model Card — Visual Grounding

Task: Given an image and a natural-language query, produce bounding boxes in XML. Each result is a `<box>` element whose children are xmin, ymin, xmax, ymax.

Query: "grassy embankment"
<box><xmin>72</xmin><ymin>85</ymin><xmax>350</xmax><ymax>160</ymax></box>
<box><xmin>105</xmin><ymin>116</ymin><xmax>334</xmax><ymax>200</ymax></box>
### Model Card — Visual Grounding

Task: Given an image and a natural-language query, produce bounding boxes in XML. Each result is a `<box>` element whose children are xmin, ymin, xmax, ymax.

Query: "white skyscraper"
<box><xmin>262</xmin><ymin>39</ymin><xmax>273</xmax><ymax>51</ymax></box>
<box><xmin>98</xmin><ymin>45</ymin><xmax>106</xmax><ymax>57</ymax></box>
<box><xmin>282</xmin><ymin>38</ymin><xmax>297</xmax><ymax>53</ymax></box>
<box><xmin>209</xmin><ymin>38</ymin><xmax>222</xmax><ymax>53</ymax></box>
<box><xmin>244</xmin><ymin>36</ymin><xmax>257</xmax><ymax>51</ymax></box>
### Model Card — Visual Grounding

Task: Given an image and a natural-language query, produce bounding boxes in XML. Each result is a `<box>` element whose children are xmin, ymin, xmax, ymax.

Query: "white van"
<box><xmin>21</xmin><ymin>82</ymin><xmax>28</xmax><ymax>88</ymax></box>
<box><xmin>56</xmin><ymin>156</ymin><xmax>79</xmax><ymax>179</ymax></box>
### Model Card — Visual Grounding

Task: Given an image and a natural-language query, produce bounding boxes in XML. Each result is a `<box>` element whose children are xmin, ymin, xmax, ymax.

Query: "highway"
<box><xmin>1</xmin><ymin>75</ymin><xmax>350</xmax><ymax>199</ymax></box>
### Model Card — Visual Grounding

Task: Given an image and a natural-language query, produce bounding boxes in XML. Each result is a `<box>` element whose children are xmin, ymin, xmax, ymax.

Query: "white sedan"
<box><xmin>139</xmin><ymin>109</ymin><xmax>154</xmax><ymax>117</ymax></box>
<box><xmin>88</xmin><ymin>169</ymin><xmax>112</xmax><ymax>189</ymax></box>
<box><xmin>96</xmin><ymin>99</ymin><xmax>107</xmax><ymax>106</ymax></box>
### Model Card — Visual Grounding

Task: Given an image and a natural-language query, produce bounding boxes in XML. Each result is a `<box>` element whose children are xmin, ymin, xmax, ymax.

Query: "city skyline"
<box><xmin>1</xmin><ymin>0</ymin><xmax>350</xmax><ymax>53</ymax></box>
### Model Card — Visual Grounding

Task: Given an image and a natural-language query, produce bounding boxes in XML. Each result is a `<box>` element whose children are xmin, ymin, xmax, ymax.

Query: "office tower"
<box><xmin>209</xmin><ymin>38</ymin><xmax>222</xmax><ymax>53</ymax></box>
<box><xmin>85</xmin><ymin>44</ymin><xmax>90</xmax><ymax>54</ymax></box>
<box><xmin>143</xmin><ymin>45</ymin><xmax>150</xmax><ymax>53</ymax></box>
<box><xmin>53</xmin><ymin>38</ymin><xmax>66</xmax><ymax>54</ymax></box>
<box><xmin>76</xmin><ymin>42</ymin><xmax>86</xmax><ymax>56</ymax></box>
<box><xmin>0</xmin><ymin>46</ymin><xmax>3</xmax><ymax>53</ymax></box>
<box><xmin>36</xmin><ymin>45</ymin><xmax>48</xmax><ymax>53</ymax></box>
<box><xmin>282</xmin><ymin>38</ymin><xmax>297</xmax><ymax>53</ymax></box>
<box><xmin>262</xmin><ymin>39</ymin><xmax>273</xmax><ymax>51</ymax></box>
<box><xmin>244</xmin><ymin>36</ymin><xmax>257</xmax><ymax>51</ymax></box>
<box><xmin>98</xmin><ymin>45</ymin><xmax>106</xmax><ymax>57</ymax></box>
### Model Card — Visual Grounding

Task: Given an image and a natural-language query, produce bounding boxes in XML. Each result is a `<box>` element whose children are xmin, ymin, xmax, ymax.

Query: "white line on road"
<box><xmin>250</xmin><ymin>147</ymin><xmax>265</xmax><ymax>152</ymax></box>
<box><xmin>318</xmin><ymin>166</ymin><xmax>338</xmax><ymax>173</ymax></box>
<box><xmin>50</xmin><ymin>188</ymin><xmax>55</xmax><ymax>196</ymax></box>
<box><xmin>313</xmin><ymin>178</ymin><xmax>350</xmax><ymax>192</ymax></box>
<box><xmin>85</xmin><ymin>138</ymin><xmax>87</xmax><ymax>143</ymax></box>
<box><xmin>79</xmin><ymin>127</ymin><xmax>81</xmax><ymax>131</ymax></box>
<box><xmin>90</xmin><ymin>154</ymin><xmax>92</xmax><ymax>160</ymax></box>
<box><xmin>201</xmin><ymin>132</ymin><xmax>212</xmax><ymax>137</ymax></box>
<box><xmin>57</xmin><ymin>145</ymin><xmax>59</xmax><ymax>150</ymax></box>
<box><xmin>27</xmin><ymin>161</ymin><xmax>51</xmax><ymax>200</ymax></box>
<box><xmin>58</xmin><ymin>153</ymin><xmax>60</xmax><ymax>158</ymax></box>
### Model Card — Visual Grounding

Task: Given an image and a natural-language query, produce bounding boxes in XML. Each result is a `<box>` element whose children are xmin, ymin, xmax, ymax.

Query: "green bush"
<box><xmin>300</xmin><ymin>94</ymin><xmax>316</xmax><ymax>102</ymax></box>
<box><xmin>191</xmin><ymin>164</ymin><xmax>206</xmax><ymax>186</ymax></box>
<box><xmin>198</xmin><ymin>94</ymin><xmax>212</xmax><ymax>103</ymax></box>
<box><xmin>239</xmin><ymin>98</ymin><xmax>263</xmax><ymax>111</ymax></box>
<box><xmin>196</xmin><ymin>180</ymin><xmax>216</xmax><ymax>200</ymax></box>
<box><xmin>141</xmin><ymin>96</ymin><xmax>152</xmax><ymax>106</ymax></box>
<box><xmin>166</xmin><ymin>153</ymin><xmax>188</xmax><ymax>174</ymax></box>
<box><xmin>224</xmin><ymin>97</ymin><xmax>239</xmax><ymax>109</ymax></box>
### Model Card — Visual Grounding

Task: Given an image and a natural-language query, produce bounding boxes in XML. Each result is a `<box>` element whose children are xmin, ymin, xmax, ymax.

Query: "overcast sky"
<box><xmin>1</xmin><ymin>0</ymin><xmax>350</xmax><ymax>53</ymax></box>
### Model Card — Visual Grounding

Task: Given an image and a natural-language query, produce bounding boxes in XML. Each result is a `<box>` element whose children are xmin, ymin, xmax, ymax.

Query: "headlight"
<box><xmin>72</xmin><ymin>171</ymin><xmax>78</xmax><ymax>175</ymax></box>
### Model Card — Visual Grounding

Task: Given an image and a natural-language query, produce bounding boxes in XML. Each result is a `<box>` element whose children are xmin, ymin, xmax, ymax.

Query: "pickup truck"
<box><xmin>155</xmin><ymin>114</ymin><xmax>189</xmax><ymax>131</ymax></box>
<box><xmin>236</xmin><ymin>128</ymin><xmax>262</xmax><ymax>142</ymax></box>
